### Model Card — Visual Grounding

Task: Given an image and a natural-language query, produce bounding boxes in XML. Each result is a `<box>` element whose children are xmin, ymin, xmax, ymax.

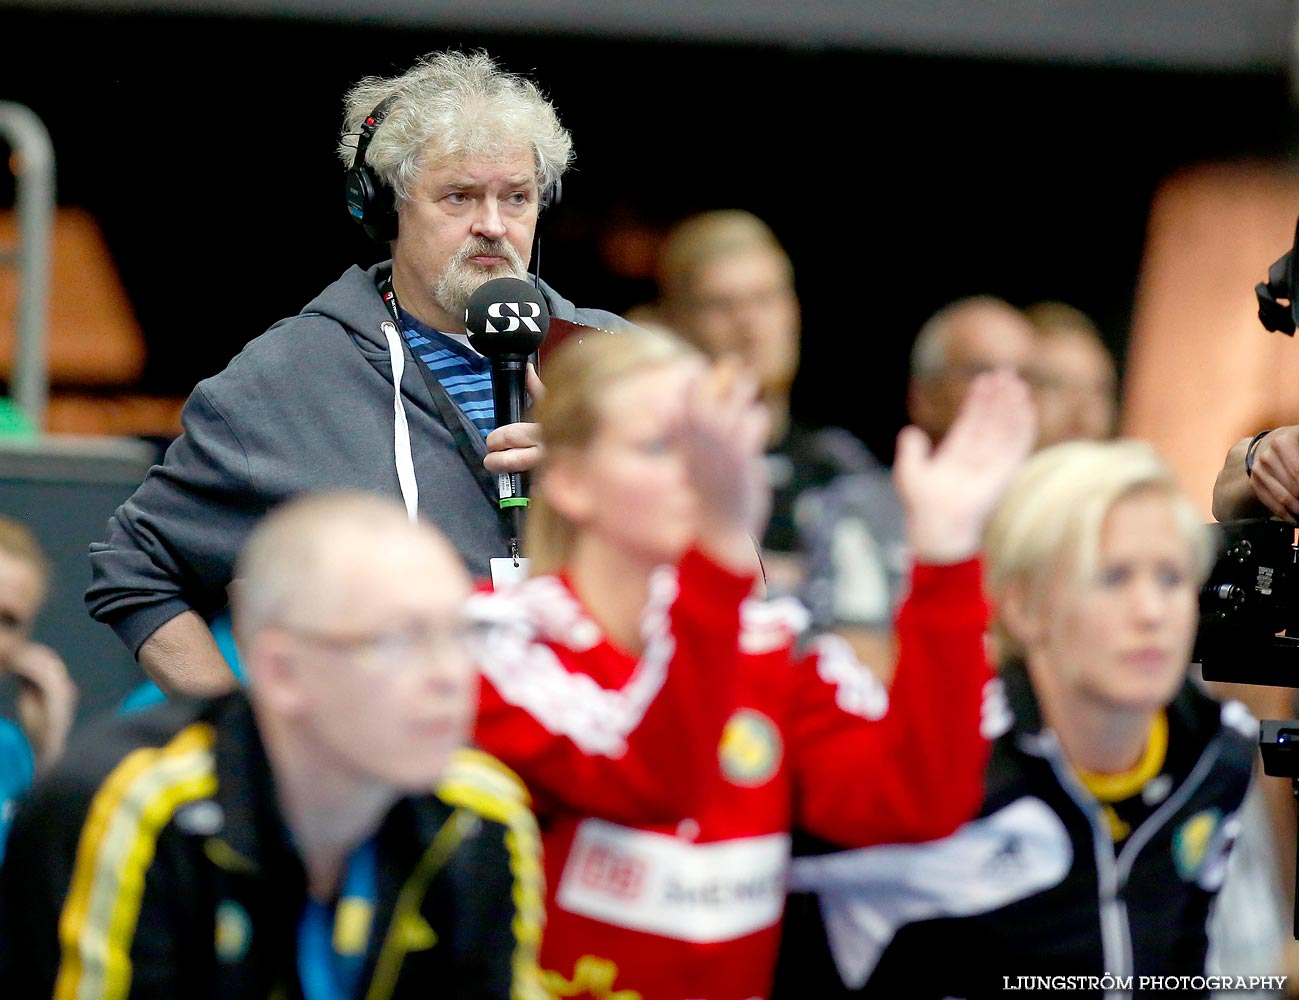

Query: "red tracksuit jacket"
<box><xmin>469</xmin><ymin>548</ymin><xmax>992</xmax><ymax>1000</ymax></box>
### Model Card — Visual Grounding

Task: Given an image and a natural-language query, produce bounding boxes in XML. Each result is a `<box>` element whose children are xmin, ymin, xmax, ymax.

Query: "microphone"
<box><xmin>465</xmin><ymin>277</ymin><xmax>550</xmax><ymax>557</ymax></box>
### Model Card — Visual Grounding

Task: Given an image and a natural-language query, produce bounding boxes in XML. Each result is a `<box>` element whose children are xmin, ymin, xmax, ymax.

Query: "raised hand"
<box><xmin>9</xmin><ymin>641</ymin><xmax>77</xmax><ymax>774</ymax></box>
<box><xmin>683</xmin><ymin>356</ymin><xmax>771</xmax><ymax>569</ymax></box>
<box><xmin>894</xmin><ymin>369</ymin><xmax>1036</xmax><ymax>564</ymax></box>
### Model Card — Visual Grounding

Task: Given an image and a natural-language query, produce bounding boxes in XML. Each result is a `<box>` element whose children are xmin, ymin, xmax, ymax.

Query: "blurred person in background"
<box><xmin>468</xmin><ymin>326</ymin><xmax>1035</xmax><ymax>1000</ymax></box>
<box><xmin>653</xmin><ymin>210</ymin><xmax>879</xmax><ymax>597</ymax></box>
<box><xmin>86</xmin><ymin>49</ymin><xmax>630</xmax><ymax>700</ymax></box>
<box><xmin>799</xmin><ymin>295</ymin><xmax>1037</xmax><ymax>676</ymax></box>
<box><xmin>0</xmin><ymin>493</ymin><xmax>541</xmax><ymax>999</ymax></box>
<box><xmin>784</xmin><ymin>440</ymin><xmax>1255</xmax><ymax>1000</ymax></box>
<box><xmin>906</xmin><ymin>296</ymin><xmax>1038</xmax><ymax>446</ymax></box>
<box><xmin>1023</xmin><ymin>300</ymin><xmax>1119</xmax><ymax>449</ymax></box>
<box><xmin>0</xmin><ymin>516</ymin><xmax>76</xmax><ymax>865</ymax></box>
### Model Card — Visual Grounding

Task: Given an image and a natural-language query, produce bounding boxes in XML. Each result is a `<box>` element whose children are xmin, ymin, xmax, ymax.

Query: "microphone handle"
<box><xmin>492</xmin><ymin>357</ymin><xmax>530</xmax><ymax>546</ymax></box>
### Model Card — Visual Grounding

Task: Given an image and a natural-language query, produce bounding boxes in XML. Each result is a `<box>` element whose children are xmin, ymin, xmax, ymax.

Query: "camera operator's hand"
<box><xmin>1212</xmin><ymin>426</ymin><xmax>1299</xmax><ymax>523</ymax></box>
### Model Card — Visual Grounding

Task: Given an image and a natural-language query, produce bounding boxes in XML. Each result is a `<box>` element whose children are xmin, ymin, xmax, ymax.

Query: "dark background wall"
<box><xmin>0</xmin><ymin>6</ymin><xmax>1295</xmax><ymax>465</ymax></box>
<box><xmin>0</xmin><ymin>5</ymin><xmax>1295</xmax><ymax>723</ymax></box>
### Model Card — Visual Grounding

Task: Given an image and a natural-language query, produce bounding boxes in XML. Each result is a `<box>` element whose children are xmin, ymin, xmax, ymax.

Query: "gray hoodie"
<box><xmin>86</xmin><ymin>261</ymin><xmax>627</xmax><ymax>655</ymax></box>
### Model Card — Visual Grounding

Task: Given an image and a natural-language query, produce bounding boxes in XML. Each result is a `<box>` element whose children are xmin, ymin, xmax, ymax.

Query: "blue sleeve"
<box><xmin>0</xmin><ymin>719</ymin><xmax>35</xmax><ymax>867</ymax></box>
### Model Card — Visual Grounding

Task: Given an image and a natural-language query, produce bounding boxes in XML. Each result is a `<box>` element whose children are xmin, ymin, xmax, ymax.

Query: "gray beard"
<box><xmin>435</xmin><ymin>239</ymin><xmax>528</xmax><ymax>322</ymax></box>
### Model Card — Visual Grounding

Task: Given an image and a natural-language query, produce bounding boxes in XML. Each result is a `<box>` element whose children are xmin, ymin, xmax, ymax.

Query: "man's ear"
<box><xmin>245</xmin><ymin>631</ymin><xmax>309</xmax><ymax>716</ymax></box>
<box><xmin>539</xmin><ymin>451</ymin><xmax>596</xmax><ymax>526</ymax></box>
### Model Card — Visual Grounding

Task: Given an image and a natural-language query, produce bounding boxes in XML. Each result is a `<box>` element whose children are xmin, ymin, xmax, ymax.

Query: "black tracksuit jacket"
<box><xmin>0</xmin><ymin>693</ymin><xmax>544</xmax><ymax>1000</ymax></box>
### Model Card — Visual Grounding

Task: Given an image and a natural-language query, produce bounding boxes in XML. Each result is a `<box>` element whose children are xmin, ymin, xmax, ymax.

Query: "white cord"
<box><xmin>382</xmin><ymin>321</ymin><xmax>419</xmax><ymax>523</ymax></box>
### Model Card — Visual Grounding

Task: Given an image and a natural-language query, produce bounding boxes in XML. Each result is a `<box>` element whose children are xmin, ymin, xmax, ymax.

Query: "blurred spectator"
<box><xmin>800</xmin><ymin>296</ymin><xmax>1036</xmax><ymax>675</ymax></box>
<box><xmin>0</xmin><ymin>517</ymin><xmax>76</xmax><ymax>865</ymax></box>
<box><xmin>907</xmin><ymin>296</ymin><xmax>1038</xmax><ymax>444</ymax></box>
<box><xmin>654</xmin><ymin>210</ymin><xmax>878</xmax><ymax>596</ymax></box>
<box><xmin>1023</xmin><ymin>300</ymin><xmax>1119</xmax><ymax>448</ymax></box>
<box><xmin>786</xmin><ymin>440</ymin><xmax>1256</xmax><ymax>999</ymax></box>
<box><xmin>0</xmin><ymin>493</ymin><xmax>541</xmax><ymax>998</ymax></box>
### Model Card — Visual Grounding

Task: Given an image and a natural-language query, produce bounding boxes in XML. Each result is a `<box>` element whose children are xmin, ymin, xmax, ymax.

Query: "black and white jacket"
<box><xmin>783</xmin><ymin>664</ymin><xmax>1256</xmax><ymax>1000</ymax></box>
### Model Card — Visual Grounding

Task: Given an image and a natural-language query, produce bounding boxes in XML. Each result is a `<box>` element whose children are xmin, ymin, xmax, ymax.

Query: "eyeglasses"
<box><xmin>1024</xmin><ymin>371</ymin><xmax>1117</xmax><ymax>399</ymax></box>
<box><xmin>688</xmin><ymin>284</ymin><xmax>797</xmax><ymax>317</ymax></box>
<box><xmin>275</xmin><ymin>618</ymin><xmax>485</xmax><ymax>668</ymax></box>
<box><xmin>935</xmin><ymin>362</ymin><xmax>1034</xmax><ymax>383</ymax></box>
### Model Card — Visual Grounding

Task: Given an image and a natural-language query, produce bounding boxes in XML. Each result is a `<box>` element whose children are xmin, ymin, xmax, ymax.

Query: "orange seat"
<box><xmin>0</xmin><ymin>207</ymin><xmax>146</xmax><ymax>387</ymax></box>
<box><xmin>45</xmin><ymin>393</ymin><xmax>183</xmax><ymax>439</ymax></box>
<box><xmin>0</xmin><ymin>207</ymin><xmax>183</xmax><ymax>437</ymax></box>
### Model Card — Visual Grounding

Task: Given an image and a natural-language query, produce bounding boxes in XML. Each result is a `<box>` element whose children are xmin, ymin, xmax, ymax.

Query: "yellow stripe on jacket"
<box><xmin>54</xmin><ymin>723</ymin><xmax>218</xmax><ymax>1000</ymax></box>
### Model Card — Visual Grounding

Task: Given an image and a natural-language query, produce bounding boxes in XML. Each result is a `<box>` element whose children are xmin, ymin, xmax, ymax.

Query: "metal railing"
<box><xmin>0</xmin><ymin>101</ymin><xmax>54</xmax><ymax>431</ymax></box>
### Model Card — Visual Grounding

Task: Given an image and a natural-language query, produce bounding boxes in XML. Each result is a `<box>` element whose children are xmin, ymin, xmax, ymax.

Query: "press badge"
<box><xmin>490</xmin><ymin>556</ymin><xmax>530</xmax><ymax>587</ymax></box>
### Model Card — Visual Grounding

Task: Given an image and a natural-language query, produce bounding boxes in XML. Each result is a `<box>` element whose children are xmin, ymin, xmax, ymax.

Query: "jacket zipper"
<box><xmin>1023</xmin><ymin>729</ymin><xmax>1227</xmax><ymax>1000</ymax></box>
<box><xmin>362</xmin><ymin>808</ymin><xmax>478</xmax><ymax>1000</ymax></box>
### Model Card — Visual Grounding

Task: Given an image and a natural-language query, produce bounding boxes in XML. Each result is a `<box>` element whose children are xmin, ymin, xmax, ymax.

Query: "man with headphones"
<box><xmin>85</xmin><ymin>49</ymin><xmax>630</xmax><ymax>697</ymax></box>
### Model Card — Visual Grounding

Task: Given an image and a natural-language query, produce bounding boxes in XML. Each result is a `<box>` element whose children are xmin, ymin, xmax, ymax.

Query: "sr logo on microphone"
<box><xmin>486</xmin><ymin>302</ymin><xmax>544</xmax><ymax>334</ymax></box>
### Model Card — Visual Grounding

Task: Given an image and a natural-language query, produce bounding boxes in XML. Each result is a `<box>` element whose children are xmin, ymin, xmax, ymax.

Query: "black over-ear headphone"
<box><xmin>344</xmin><ymin>96</ymin><xmax>399</xmax><ymax>243</ymax></box>
<box><xmin>344</xmin><ymin>96</ymin><xmax>563</xmax><ymax>246</ymax></box>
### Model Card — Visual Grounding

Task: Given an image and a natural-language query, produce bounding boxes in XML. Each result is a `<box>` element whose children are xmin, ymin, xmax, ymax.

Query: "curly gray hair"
<box><xmin>337</xmin><ymin>50</ymin><xmax>573</xmax><ymax>205</ymax></box>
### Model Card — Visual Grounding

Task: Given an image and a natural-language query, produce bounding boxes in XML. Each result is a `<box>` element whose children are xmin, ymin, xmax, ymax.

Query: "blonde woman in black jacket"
<box><xmin>781</xmin><ymin>440</ymin><xmax>1256</xmax><ymax>1000</ymax></box>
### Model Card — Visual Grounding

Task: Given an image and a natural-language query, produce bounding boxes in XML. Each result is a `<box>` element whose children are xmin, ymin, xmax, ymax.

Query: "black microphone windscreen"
<box><xmin>465</xmin><ymin>277</ymin><xmax>550</xmax><ymax>358</ymax></box>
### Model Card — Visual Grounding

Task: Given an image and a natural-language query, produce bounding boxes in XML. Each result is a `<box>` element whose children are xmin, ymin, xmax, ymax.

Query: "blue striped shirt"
<box><xmin>398</xmin><ymin>309</ymin><xmax>495</xmax><ymax>437</ymax></box>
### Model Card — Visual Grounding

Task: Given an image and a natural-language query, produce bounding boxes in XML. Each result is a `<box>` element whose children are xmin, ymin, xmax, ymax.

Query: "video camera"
<box><xmin>1196</xmin><ymin>518</ymin><xmax>1299</xmax><ymax>689</ymax></box>
<box><xmin>1201</xmin><ymin>216</ymin><xmax>1299</xmax><ymax>935</ymax></box>
<box><xmin>1195</xmin><ymin>215</ymin><xmax>1299</xmax><ymax>692</ymax></box>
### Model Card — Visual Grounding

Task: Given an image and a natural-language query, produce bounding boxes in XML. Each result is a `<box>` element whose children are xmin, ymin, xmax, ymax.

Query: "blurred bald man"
<box><xmin>797</xmin><ymin>296</ymin><xmax>1036</xmax><ymax>662</ymax></box>
<box><xmin>0</xmin><ymin>492</ymin><xmax>542</xmax><ymax>1000</ymax></box>
<box><xmin>908</xmin><ymin>296</ymin><xmax>1037</xmax><ymax>443</ymax></box>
